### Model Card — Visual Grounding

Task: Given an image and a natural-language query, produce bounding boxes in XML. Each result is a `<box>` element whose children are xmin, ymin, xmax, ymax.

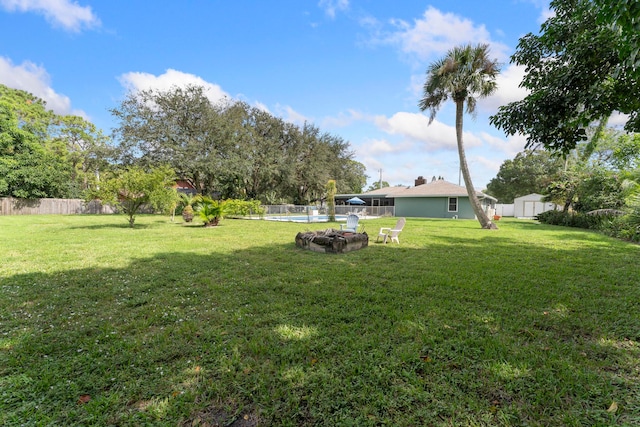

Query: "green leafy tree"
<box><xmin>89</xmin><ymin>166</ymin><xmax>177</xmax><ymax>227</ymax></box>
<box><xmin>0</xmin><ymin>103</ymin><xmax>71</xmax><ymax>198</ymax></box>
<box><xmin>486</xmin><ymin>151</ymin><xmax>564</xmax><ymax>203</ymax></box>
<box><xmin>490</xmin><ymin>0</ymin><xmax>640</xmax><ymax>153</ymax></box>
<box><xmin>53</xmin><ymin>115</ymin><xmax>114</xmax><ymax>196</ymax></box>
<box><xmin>218</xmin><ymin>101</ymin><xmax>293</xmax><ymax>200</ymax></box>
<box><xmin>419</xmin><ymin>43</ymin><xmax>500</xmax><ymax>229</ymax></box>
<box><xmin>112</xmin><ymin>86</ymin><xmax>366</xmax><ymax>205</ymax></box>
<box><xmin>1</xmin><ymin>84</ymin><xmax>113</xmax><ymax>198</ymax></box>
<box><xmin>366</xmin><ymin>181</ymin><xmax>391</xmax><ymax>192</ymax></box>
<box><xmin>112</xmin><ymin>85</ymin><xmax>239</xmax><ymax>196</ymax></box>
<box><xmin>573</xmin><ymin>169</ymin><xmax>625</xmax><ymax>213</ymax></box>
<box><xmin>0</xmin><ymin>84</ymin><xmax>55</xmax><ymax>138</ymax></box>
<box><xmin>594</xmin><ymin>0</ymin><xmax>640</xmax><ymax>82</ymax></box>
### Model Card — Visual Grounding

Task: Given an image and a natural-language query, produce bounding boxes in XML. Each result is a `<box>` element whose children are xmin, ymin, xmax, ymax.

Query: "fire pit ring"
<box><xmin>295</xmin><ymin>229</ymin><xmax>368</xmax><ymax>253</ymax></box>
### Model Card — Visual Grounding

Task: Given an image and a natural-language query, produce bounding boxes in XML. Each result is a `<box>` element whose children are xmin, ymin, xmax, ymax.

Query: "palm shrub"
<box><xmin>179</xmin><ymin>193</ymin><xmax>195</xmax><ymax>222</ymax></box>
<box><xmin>193</xmin><ymin>195</ymin><xmax>224</xmax><ymax>227</ymax></box>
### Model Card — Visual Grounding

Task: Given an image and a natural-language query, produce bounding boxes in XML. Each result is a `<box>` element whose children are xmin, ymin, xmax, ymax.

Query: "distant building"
<box><xmin>174</xmin><ymin>179</ymin><xmax>197</xmax><ymax>195</ymax></box>
<box><xmin>337</xmin><ymin>177</ymin><xmax>496</xmax><ymax>219</ymax></box>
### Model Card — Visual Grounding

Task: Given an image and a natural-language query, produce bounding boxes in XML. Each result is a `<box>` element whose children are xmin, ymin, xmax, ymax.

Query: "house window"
<box><xmin>448</xmin><ymin>197</ymin><xmax>458</xmax><ymax>212</ymax></box>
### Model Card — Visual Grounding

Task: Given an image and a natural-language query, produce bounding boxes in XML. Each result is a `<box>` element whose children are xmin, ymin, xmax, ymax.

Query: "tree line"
<box><xmin>0</xmin><ymin>83</ymin><xmax>367</xmax><ymax>205</ymax></box>
<box><xmin>0</xmin><ymin>84</ymin><xmax>112</xmax><ymax>199</ymax></box>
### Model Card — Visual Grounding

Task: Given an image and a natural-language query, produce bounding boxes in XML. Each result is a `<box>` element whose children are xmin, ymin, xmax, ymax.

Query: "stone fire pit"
<box><xmin>295</xmin><ymin>229</ymin><xmax>368</xmax><ymax>254</ymax></box>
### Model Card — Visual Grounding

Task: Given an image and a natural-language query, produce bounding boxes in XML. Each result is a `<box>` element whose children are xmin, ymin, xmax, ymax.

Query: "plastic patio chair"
<box><xmin>340</xmin><ymin>214</ymin><xmax>359</xmax><ymax>232</ymax></box>
<box><xmin>376</xmin><ymin>217</ymin><xmax>406</xmax><ymax>243</ymax></box>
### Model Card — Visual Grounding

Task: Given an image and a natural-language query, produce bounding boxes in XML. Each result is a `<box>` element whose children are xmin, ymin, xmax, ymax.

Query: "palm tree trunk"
<box><xmin>455</xmin><ymin>100</ymin><xmax>497</xmax><ymax>229</ymax></box>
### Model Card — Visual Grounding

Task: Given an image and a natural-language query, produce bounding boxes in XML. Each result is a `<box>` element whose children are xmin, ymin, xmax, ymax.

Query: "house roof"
<box><xmin>336</xmin><ymin>186</ymin><xmax>410</xmax><ymax>198</ymax></box>
<box><xmin>363</xmin><ymin>180</ymin><xmax>496</xmax><ymax>201</ymax></box>
<box><xmin>360</xmin><ymin>186</ymin><xmax>412</xmax><ymax>196</ymax></box>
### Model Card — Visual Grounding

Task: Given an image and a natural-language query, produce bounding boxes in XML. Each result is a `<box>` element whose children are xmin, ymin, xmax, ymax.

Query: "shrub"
<box><xmin>600</xmin><ymin>215</ymin><xmax>640</xmax><ymax>242</ymax></box>
<box><xmin>536</xmin><ymin>210</ymin><xmax>602</xmax><ymax>229</ymax></box>
<box><xmin>537</xmin><ymin>205</ymin><xmax>640</xmax><ymax>243</ymax></box>
<box><xmin>223</xmin><ymin>199</ymin><xmax>265</xmax><ymax>217</ymax></box>
<box><xmin>193</xmin><ymin>196</ymin><xmax>224</xmax><ymax>227</ymax></box>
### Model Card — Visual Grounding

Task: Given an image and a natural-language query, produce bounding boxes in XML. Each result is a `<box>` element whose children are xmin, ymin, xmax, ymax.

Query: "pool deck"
<box><xmin>259</xmin><ymin>214</ymin><xmax>379</xmax><ymax>223</ymax></box>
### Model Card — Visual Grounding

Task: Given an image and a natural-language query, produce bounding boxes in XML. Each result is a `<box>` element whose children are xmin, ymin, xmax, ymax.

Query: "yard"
<box><xmin>1</xmin><ymin>215</ymin><xmax>638</xmax><ymax>426</ymax></box>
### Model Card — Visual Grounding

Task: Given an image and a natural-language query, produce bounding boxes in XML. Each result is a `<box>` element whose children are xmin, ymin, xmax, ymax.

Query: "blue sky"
<box><xmin>0</xmin><ymin>0</ymin><xmax>553</xmax><ymax>189</ymax></box>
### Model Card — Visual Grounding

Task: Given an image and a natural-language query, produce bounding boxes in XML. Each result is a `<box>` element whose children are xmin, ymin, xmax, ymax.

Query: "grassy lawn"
<box><xmin>1</xmin><ymin>214</ymin><xmax>639</xmax><ymax>426</ymax></box>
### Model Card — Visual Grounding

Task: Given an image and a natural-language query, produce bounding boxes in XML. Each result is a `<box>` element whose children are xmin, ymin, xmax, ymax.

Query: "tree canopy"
<box><xmin>112</xmin><ymin>85</ymin><xmax>366</xmax><ymax>204</ymax></box>
<box><xmin>0</xmin><ymin>84</ymin><xmax>114</xmax><ymax>199</ymax></box>
<box><xmin>88</xmin><ymin>165</ymin><xmax>177</xmax><ymax>227</ymax></box>
<box><xmin>485</xmin><ymin>150</ymin><xmax>564</xmax><ymax>203</ymax></box>
<box><xmin>490</xmin><ymin>0</ymin><xmax>640</xmax><ymax>153</ymax></box>
<box><xmin>0</xmin><ymin>101</ymin><xmax>71</xmax><ymax>198</ymax></box>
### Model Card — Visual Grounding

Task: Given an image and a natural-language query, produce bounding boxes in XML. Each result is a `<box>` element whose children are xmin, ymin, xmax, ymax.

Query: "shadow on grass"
<box><xmin>1</xmin><ymin>235</ymin><xmax>639</xmax><ymax>426</ymax></box>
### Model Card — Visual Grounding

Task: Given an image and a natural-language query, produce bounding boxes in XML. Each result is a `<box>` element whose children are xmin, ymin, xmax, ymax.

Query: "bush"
<box><xmin>223</xmin><ymin>199</ymin><xmax>265</xmax><ymax>217</ymax></box>
<box><xmin>600</xmin><ymin>215</ymin><xmax>640</xmax><ymax>242</ymax></box>
<box><xmin>536</xmin><ymin>210</ymin><xmax>591</xmax><ymax>228</ymax></box>
<box><xmin>537</xmin><ymin>208</ymin><xmax>640</xmax><ymax>243</ymax></box>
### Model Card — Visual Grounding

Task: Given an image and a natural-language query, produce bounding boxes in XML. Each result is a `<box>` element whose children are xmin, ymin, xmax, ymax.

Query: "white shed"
<box><xmin>514</xmin><ymin>193</ymin><xmax>558</xmax><ymax>218</ymax></box>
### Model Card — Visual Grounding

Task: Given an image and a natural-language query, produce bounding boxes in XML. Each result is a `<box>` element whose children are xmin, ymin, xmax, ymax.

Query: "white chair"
<box><xmin>340</xmin><ymin>214</ymin><xmax>359</xmax><ymax>232</ymax></box>
<box><xmin>376</xmin><ymin>217</ymin><xmax>406</xmax><ymax>243</ymax></box>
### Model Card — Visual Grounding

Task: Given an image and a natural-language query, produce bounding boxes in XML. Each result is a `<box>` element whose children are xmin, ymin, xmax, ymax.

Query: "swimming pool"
<box><xmin>264</xmin><ymin>214</ymin><xmax>348</xmax><ymax>223</ymax></box>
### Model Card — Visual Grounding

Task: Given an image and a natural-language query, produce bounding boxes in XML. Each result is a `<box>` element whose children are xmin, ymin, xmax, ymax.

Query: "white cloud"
<box><xmin>384</xmin><ymin>6</ymin><xmax>510</xmax><ymax>64</ymax></box>
<box><xmin>608</xmin><ymin>111</ymin><xmax>629</xmax><ymax>128</ymax></box>
<box><xmin>478</xmin><ymin>64</ymin><xmax>529</xmax><ymax>113</ymax></box>
<box><xmin>482</xmin><ymin>131</ymin><xmax>527</xmax><ymax>157</ymax></box>
<box><xmin>357</xmin><ymin>137</ymin><xmax>413</xmax><ymax>156</ymax></box>
<box><xmin>0</xmin><ymin>0</ymin><xmax>100</xmax><ymax>32</ymax></box>
<box><xmin>473</xmin><ymin>154</ymin><xmax>503</xmax><ymax>173</ymax></box>
<box><xmin>0</xmin><ymin>56</ymin><xmax>86</xmax><ymax>116</ymax></box>
<box><xmin>318</xmin><ymin>0</ymin><xmax>348</xmax><ymax>19</ymax></box>
<box><xmin>322</xmin><ymin>109</ymin><xmax>366</xmax><ymax>128</ymax></box>
<box><xmin>254</xmin><ymin>101</ymin><xmax>271</xmax><ymax>114</ymax></box>
<box><xmin>538</xmin><ymin>7</ymin><xmax>554</xmax><ymax>24</ymax></box>
<box><xmin>374</xmin><ymin>111</ymin><xmax>482</xmax><ymax>152</ymax></box>
<box><xmin>118</xmin><ymin>69</ymin><xmax>229</xmax><ymax>104</ymax></box>
<box><xmin>272</xmin><ymin>104</ymin><xmax>309</xmax><ymax>125</ymax></box>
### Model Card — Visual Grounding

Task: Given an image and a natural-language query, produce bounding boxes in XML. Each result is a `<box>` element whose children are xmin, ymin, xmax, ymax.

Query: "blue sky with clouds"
<box><xmin>0</xmin><ymin>0</ymin><xmax>553</xmax><ymax>189</ymax></box>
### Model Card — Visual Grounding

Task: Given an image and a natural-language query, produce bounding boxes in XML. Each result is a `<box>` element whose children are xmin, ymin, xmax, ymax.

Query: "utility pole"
<box><xmin>378</xmin><ymin>169</ymin><xmax>383</xmax><ymax>189</ymax></box>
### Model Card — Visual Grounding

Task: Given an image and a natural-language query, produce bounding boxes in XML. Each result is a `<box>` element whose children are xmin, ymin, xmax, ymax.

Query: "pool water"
<box><xmin>264</xmin><ymin>214</ymin><xmax>348</xmax><ymax>223</ymax></box>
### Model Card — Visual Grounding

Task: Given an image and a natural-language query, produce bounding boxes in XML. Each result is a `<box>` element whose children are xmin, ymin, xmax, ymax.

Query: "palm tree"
<box><xmin>419</xmin><ymin>43</ymin><xmax>500</xmax><ymax>229</ymax></box>
<box><xmin>193</xmin><ymin>195</ymin><xmax>225</xmax><ymax>227</ymax></box>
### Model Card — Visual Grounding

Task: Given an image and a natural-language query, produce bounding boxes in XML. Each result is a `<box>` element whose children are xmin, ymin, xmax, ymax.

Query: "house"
<box><xmin>174</xmin><ymin>179</ymin><xmax>197</xmax><ymax>195</ymax></box>
<box><xmin>513</xmin><ymin>193</ymin><xmax>558</xmax><ymax>218</ymax></box>
<box><xmin>337</xmin><ymin>177</ymin><xmax>496</xmax><ymax>219</ymax></box>
<box><xmin>393</xmin><ymin>179</ymin><xmax>496</xmax><ymax>219</ymax></box>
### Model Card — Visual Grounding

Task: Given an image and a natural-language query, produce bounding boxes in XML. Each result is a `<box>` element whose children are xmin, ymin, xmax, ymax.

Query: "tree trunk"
<box><xmin>455</xmin><ymin>101</ymin><xmax>497</xmax><ymax>229</ymax></box>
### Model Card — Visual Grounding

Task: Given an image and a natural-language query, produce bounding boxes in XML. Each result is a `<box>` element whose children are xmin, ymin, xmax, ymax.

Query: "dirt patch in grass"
<box><xmin>186</xmin><ymin>404</ymin><xmax>261</xmax><ymax>427</ymax></box>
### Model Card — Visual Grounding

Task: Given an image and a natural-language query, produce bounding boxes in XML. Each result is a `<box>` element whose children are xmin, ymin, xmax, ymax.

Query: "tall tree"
<box><xmin>111</xmin><ymin>85</ymin><xmax>238</xmax><ymax>196</ymax></box>
<box><xmin>0</xmin><ymin>102</ymin><xmax>71</xmax><ymax>198</ymax></box>
<box><xmin>366</xmin><ymin>181</ymin><xmax>390</xmax><ymax>192</ymax></box>
<box><xmin>419</xmin><ymin>43</ymin><xmax>500</xmax><ymax>229</ymax></box>
<box><xmin>490</xmin><ymin>0</ymin><xmax>640</xmax><ymax>153</ymax></box>
<box><xmin>486</xmin><ymin>150</ymin><xmax>564</xmax><ymax>203</ymax></box>
<box><xmin>0</xmin><ymin>84</ymin><xmax>113</xmax><ymax>199</ymax></box>
<box><xmin>53</xmin><ymin>115</ymin><xmax>114</xmax><ymax>196</ymax></box>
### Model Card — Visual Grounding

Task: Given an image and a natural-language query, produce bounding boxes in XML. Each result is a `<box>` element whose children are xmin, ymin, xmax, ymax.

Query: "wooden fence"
<box><xmin>0</xmin><ymin>198</ymin><xmax>115</xmax><ymax>215</ymax></box>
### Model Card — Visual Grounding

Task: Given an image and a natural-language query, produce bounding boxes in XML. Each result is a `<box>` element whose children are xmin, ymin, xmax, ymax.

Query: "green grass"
<box><xmin>1</xmin><ymin>214</ymin><xmax>639</xmax><ymax>426</ymax></box>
